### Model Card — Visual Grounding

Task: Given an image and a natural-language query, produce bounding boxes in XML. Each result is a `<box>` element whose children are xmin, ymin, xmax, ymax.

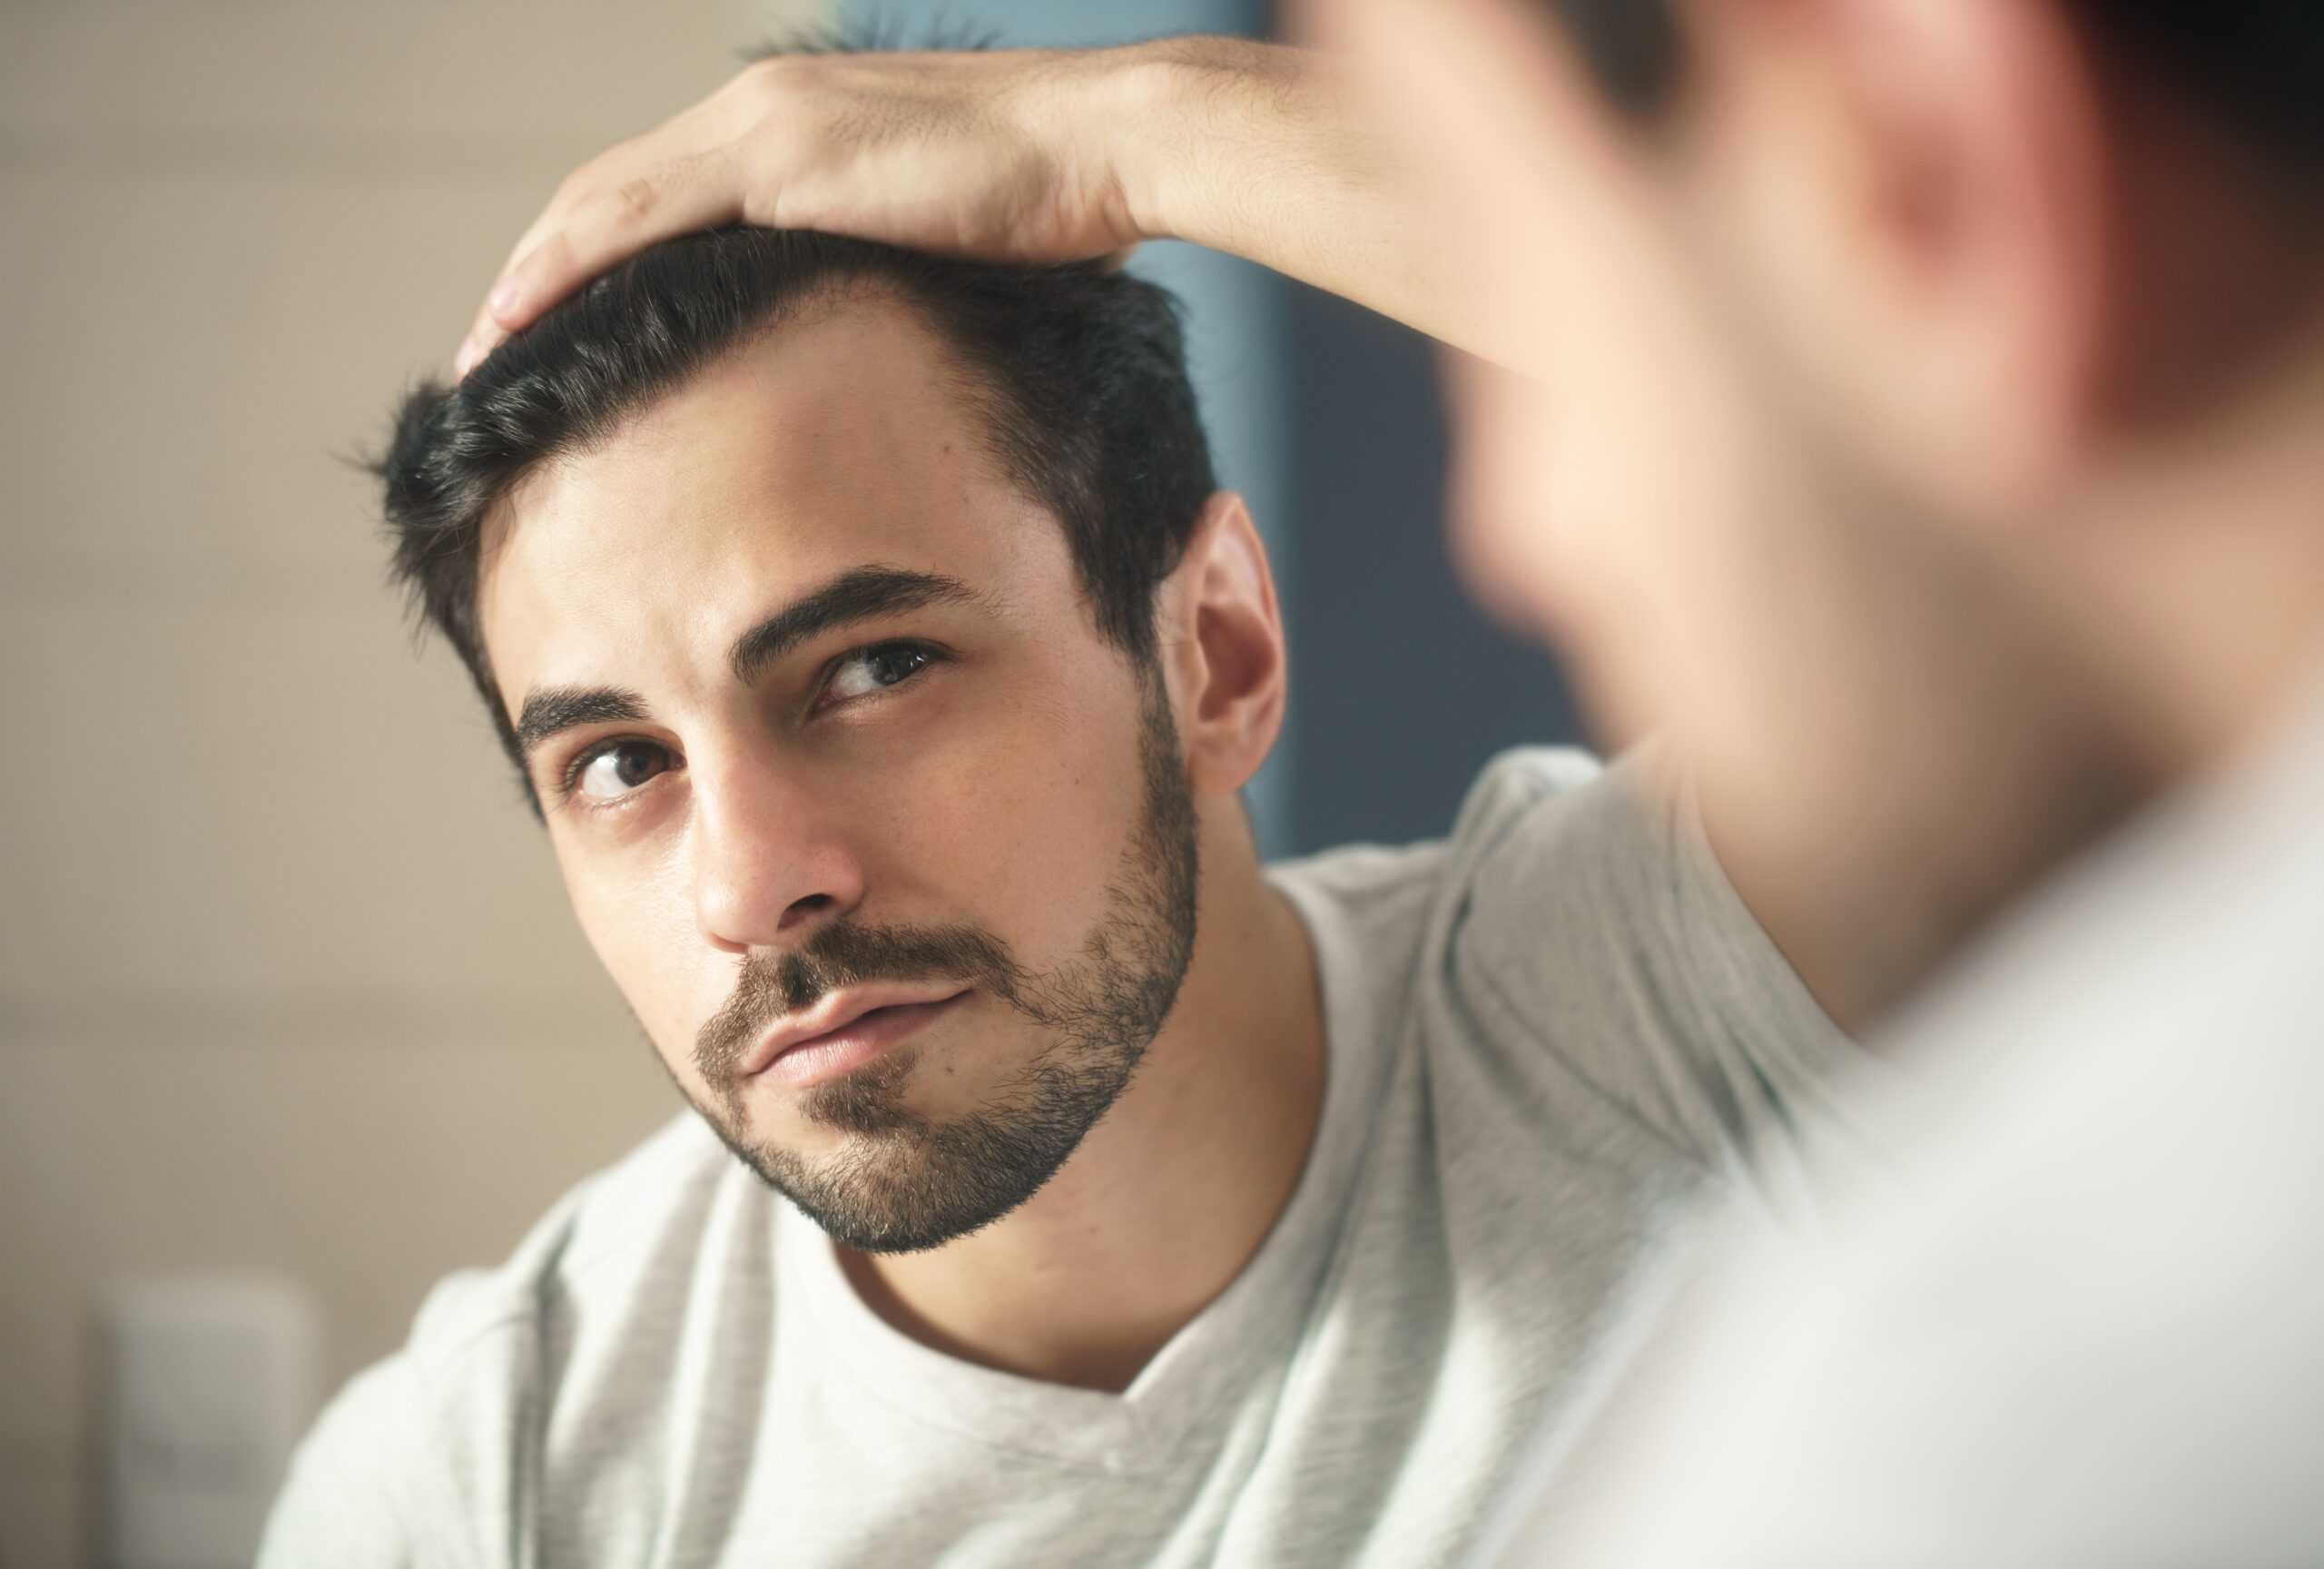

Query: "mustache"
<box><xmin>694</xmin><ymin>919</ymin><xmax>1028</xmax><ymax>1086</ymax></box>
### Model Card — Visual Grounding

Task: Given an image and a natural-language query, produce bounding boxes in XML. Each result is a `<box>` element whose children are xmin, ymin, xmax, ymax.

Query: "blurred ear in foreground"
<box><xmin>1683</xmin><ymin>0</ymin><xmax>2324</xmax><ymax>529</ymax></box>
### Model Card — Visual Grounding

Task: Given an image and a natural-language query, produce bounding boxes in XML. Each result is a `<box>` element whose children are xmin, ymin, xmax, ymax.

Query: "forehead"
<box><xmin>476</xmin><ymin>293</ymin><xmax>1076</xmax><ymax>697</ymax></box>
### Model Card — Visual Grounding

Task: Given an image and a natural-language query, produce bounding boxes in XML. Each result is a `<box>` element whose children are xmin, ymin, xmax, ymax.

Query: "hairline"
<box><xmin>464</xmin><ymin>279</ymin><xmax>1179</xmax><ymax>803</ymax></box>
<box><xmin>478</xmin><ymin>276</ymin><xmax>1034</xmax><ymax>565</ymax></box>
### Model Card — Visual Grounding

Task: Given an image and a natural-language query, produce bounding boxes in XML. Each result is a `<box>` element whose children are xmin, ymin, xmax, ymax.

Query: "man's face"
<box><xmin>476</xmin><ymin>293</ymin><xmax>1197</xmax><ymax>1253</ymax></box>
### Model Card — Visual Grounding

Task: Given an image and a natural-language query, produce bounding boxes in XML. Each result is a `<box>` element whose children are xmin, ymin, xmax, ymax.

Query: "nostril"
<box><xmin>781</xmin><ymin>893</ymin><xmax>835</xmax><ymax>929</ymax></box>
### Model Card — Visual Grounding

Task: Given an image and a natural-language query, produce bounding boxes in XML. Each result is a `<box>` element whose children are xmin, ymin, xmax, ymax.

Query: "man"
<box><xmin>457</xmin><ymin>0</ymin><xmax>2324</xmax><ymax>1561</ymax></box>
<box><xmin>261</xmin><ymin>229</ymin><xmax>1856</xmax><ymax>1563</ymax></box>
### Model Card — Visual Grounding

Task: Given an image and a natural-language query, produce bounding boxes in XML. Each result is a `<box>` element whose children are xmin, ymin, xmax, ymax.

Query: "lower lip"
<box><xmin>751</xmin><ymin>993</ymin><xmax>972</xmax><ymax>1090</ymax></box>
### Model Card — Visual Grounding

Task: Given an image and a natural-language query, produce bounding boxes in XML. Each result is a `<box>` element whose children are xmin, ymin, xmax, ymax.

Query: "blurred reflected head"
<box><xmin>366</xmin><ymin>232</ymin><xmax>1272</xmax><ymax>1252</ymax></box>
<box><xmin>1318</xmin><ymin>0</ymin><xmax>2324</xmax><ymax>1016</ymax></box>
<box><xmin>1537</xmin><ymin>1</ymin><xmax>2324</xmax><ymax>171</ymax></box>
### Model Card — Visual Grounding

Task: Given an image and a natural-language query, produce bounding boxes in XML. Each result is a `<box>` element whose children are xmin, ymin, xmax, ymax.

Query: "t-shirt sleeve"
<box><xmin>255</xmin><ymin>1356</ymin><xmax>451</xmax><ymax>1569</ymax></box>
<box><xmin>255</xmin><ymin>1269</ymin><xmax>537</xmax><ymax>1569</ymax></box>
<box><xmin>1443</xmin><ymin>746</ymin><xmax>1875</xmax><ymax>1207</ymax></box>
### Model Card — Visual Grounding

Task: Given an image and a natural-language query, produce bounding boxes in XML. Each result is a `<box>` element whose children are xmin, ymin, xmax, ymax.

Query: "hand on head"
<box><xmin>454</xmin><ymin>36</ymin><xmax>1448</xmax><ymax>377</ymax></box>
<box><xmin>455</xmin><ymin>46</ymin><xmax>1148</xmax><ymax>376</ymax></box>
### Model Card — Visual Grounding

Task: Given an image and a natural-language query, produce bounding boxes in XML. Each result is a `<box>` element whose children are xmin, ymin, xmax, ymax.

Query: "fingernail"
<box><xmin>487</xmin><ymin>275</ymin><xmax>526</xmax><ymax>318</ymax></box>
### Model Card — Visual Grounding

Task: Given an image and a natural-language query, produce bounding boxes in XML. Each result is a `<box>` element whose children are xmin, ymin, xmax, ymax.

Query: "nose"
<box><xmin>688</xmin><ymin>744</ymin><xmax>866</xmax><ymax>952</ymax></box>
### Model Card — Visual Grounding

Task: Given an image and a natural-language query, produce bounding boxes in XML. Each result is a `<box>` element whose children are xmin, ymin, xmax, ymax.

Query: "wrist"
<box><xmin>1095</xmin><ymin>36</ymin><xmax>1285</xmax><ymax>247</ymax></box>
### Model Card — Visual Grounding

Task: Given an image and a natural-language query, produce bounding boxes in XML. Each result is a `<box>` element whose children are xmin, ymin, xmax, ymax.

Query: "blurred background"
<box><xmin>0</xmin><ymin>0</ymin><xmax>1575</xmax><ymax>1562</ymax></box>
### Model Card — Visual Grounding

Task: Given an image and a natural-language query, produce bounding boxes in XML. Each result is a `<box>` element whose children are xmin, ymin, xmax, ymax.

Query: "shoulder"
<box><xmin>1441</xmin><ymin>742</ymin><xmax>1815</xmax><ymax>1050</ymax></box>
<box><xmin>1454</xmin><ymin>743</ymin><xmax>1678</xmax><ymax>921</ymax></box>
<box><xmin>1268</xmin><ymin>745</ymin><xmax>1606</xmax><ymax>962</ymax></box>
<box><xmin>402</xmin><ymin>1111</ymin><xmax>743</xmax><ymax>1364</ymax></box>
<box><xmin>1452</xmin><ymin>745</ymin><xmax>1611</xmax><ymax>850</ymax></box>
<box><xmin>260</xmin><ymin>1114</ymin><xmax>758</xmax><ymax>1564</ymax></box>
<box><xmin>1347</xmin><ymin>744</ymin><xmax>1865</xmax><ymax>1199</ymax></box>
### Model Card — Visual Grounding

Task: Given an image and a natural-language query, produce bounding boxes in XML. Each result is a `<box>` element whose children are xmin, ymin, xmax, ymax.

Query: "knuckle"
<box><xmin>550</xmin><ymin>164</ymin><xmax>598</xmax><ymax>207</ymax></box>
<box><xmin>738</xmin><ymin>52</ymin><xmax>810</xmax><ymax>99</ymax></box>
<box><xmin>607</xmin><ymin>175</ymin><xmax>659</xmax><ymax>225</ymax></box>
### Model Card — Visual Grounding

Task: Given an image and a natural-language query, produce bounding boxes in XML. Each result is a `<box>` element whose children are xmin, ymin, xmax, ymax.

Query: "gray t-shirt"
<box><xmin>259</xmin><ymin>748</ymin><xmax>1861</xmax><ymax>1568</ymax></box>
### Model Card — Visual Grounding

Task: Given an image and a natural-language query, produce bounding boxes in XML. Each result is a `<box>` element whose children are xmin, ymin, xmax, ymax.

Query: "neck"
<box><xmin>2044</xmin><ymin>295</ymin><xmax>2324</xmax><ymax>785</ymax></box>
<box><xmin>1712</xmin><ymin>291</ymin><xmax>2324</xmax><ymax>1038</ymax></box>
<box><xmin>1695</xmin><ymin>495</ymin><xmax>2150</xmax><ymax>1034</ymax></box>
<box><xmin>838</xmin><ymin>797</ymin><xmax>1324</xmax><ymax>1391</ymax></box>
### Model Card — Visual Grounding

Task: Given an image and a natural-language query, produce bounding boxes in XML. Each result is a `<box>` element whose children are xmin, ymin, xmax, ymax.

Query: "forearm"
<box><xmin>461</xmin><ymin>35</ymin><xmax>1502</xmax><ymax>375</ymax></box>
<box><xmin>1100</xmin><ymin>38</ymin><xmax>1488</xmax><ymax>359</ymax></box>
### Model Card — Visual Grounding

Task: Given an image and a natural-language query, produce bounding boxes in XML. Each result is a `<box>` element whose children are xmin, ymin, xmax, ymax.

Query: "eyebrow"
<box><xmin>727</xmin><ymin>567</ymin><xmax>980</xmax><ymax>686</ymax></box>
<box><xmin>509</xmin><ymin>567</ymin><xmax>980</xmax><ymax>763</ymax></box>
<box><xmin>513</xmin><ymin>686</ymin><xmax>648</xmax><ymax>762</ymax></box>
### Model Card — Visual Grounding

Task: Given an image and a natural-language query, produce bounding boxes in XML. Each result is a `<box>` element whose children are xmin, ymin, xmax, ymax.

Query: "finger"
<box><xmin>1093</xmin><ymin>242</ymin><xmax>1143</xmax><ymax>275</ymax></box>
<box><xmin>454</xmin><ymin>60</ymin><xmax>782</xmax><ymax>374</ymax></box>
<box><xmin>458</xmin><ymin>151</ymin><xmax>743</xmax><ymax>377</ymax></box>
<box><xmin>454</xmin><ymin>301</ymin><xmax>504</xmax><ymax>379</ymax></box>
<box><xmin>487</xmin><ymin>151</ymin><xmax>750</xmax><ymax>334</ymax></box>
<box><xmin>456</xmin><ymin>161</ymin><xmax>649</xmax><ymax>375</ymax></box>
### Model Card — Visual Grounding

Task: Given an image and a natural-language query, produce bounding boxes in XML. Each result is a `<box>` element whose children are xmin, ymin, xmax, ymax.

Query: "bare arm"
<box><xmin>456</xmin><ymin>38</ymin><xmax>1476</xmax><ymax>374</ymax></box>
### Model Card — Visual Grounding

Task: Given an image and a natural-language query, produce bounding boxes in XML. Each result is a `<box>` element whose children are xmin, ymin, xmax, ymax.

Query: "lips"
<box><xmin>738</xmin><ymin>984</ymin><xmax>973</xmax><ymax>1088</ymax></box>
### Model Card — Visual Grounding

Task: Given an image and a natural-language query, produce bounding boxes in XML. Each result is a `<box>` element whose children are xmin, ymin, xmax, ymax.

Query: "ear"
<box><xmin>1153</xmin><ymin>492</ymin><xmax>1289</xmax><ymax>798</ymax></box>
<box><xmin>1686</xmin><ymin>0</ymin><xmax>2109</xmax><ymax>519</ymax></box>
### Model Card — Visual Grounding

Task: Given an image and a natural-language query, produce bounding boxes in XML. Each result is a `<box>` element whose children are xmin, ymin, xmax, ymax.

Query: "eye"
<box><xmin>824</xmin><ymin>642</ymin><xmax>934</xmax><ymax>704</ymax></box>
<box><xmin>568</xmin><ymin>740</ymin><xmax>672</xmax><ymax>804</ymax></box>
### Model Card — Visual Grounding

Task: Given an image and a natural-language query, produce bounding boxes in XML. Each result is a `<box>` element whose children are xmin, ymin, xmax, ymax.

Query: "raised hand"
<box><xmin>457</xmin><ymin>41</ymin><xmax>1261</xmax><ymax>374</ymax></box>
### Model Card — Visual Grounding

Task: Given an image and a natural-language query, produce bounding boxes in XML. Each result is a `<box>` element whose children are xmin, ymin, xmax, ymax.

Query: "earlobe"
<box><xmin>1164</xmin><ymin>492</ymin><xmax>1289</xmax><ymax>797</ymax></box>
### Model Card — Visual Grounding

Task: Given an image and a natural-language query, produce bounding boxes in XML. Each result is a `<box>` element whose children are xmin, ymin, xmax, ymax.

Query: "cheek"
<box><xmin>555</xmin><ymin>834</ymin><xmax>707</xmax><ymax>1081</ymax></box>
<box><xmin>856</xmin><ymin>686</ymin><xmax>1148</xmax><ymax>962</ymax></box>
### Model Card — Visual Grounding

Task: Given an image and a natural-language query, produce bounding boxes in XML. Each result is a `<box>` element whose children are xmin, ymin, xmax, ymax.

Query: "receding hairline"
<box><xmin>472</xmin><ymin>274</ymin><xmax>1059</xmax><ymax>583</ymax></box>
<box><xmin>466</xmin><ymin>275</ymin><xmax>1176</xmax><ymax>737</ymax></box>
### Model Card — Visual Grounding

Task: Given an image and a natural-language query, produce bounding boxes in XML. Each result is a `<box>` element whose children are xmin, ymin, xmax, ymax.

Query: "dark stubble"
<box><xmin>685</xmin><ymin>678</ymin><xmax>1200</xmax><ymax>1253</ymax></box>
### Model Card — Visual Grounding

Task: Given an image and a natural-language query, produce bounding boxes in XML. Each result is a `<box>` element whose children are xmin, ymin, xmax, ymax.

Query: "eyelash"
<box><xmin>813</xmin><ymin>638</ymin><xmax>946</xmax><ymax>709</ymax></box>
<box><xmin>556</xmin><ymin>738</ymin><xmax>666</xmax><ymax>807</ymax></box>
<box><xmin>551</xmin><ymin>639</ymin><xmax>948</xmax><ymax>807</ymax></box>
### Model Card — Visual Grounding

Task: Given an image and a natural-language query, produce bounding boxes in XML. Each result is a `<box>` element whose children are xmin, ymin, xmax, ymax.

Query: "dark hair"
<box><xmin>377</xmin><ymin>227</ymin><xmax>1216</xmax><ymax>782</ymax></box>
<box><xmin>2083</xmin><ymin>2</ymin><xmax>2324</xmax><ymax>186</ymax></box>
<box><xmin>1544</xmin><ymin>0</ymin><xmax>1684</xmax><ymax>112</ymax></box>
<box><xmin>1554</xmin><ymin>0</ymin><xmax>2324</xmax><ymax>189</ymax></box>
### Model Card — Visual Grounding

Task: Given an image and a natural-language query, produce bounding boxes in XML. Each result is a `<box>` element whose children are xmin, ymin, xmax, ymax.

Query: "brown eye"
<box><xmin>572</xmin><ymin>741</ymin><xmax>669</xmax><ymax>803</ymax></box>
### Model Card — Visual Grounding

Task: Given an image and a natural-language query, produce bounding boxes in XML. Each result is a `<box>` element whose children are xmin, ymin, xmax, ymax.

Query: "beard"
<box><xmin>683</xmin><ymin>676</ymin><xmax>1200</xmax><ymax>1254</ymax></box>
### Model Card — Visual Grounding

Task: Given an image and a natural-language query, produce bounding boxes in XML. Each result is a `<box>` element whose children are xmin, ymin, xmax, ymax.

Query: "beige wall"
<box><xmin>0</xmin><ymin>3</ymin><xmax>823</xmax><ymax>1562</ymax></box>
